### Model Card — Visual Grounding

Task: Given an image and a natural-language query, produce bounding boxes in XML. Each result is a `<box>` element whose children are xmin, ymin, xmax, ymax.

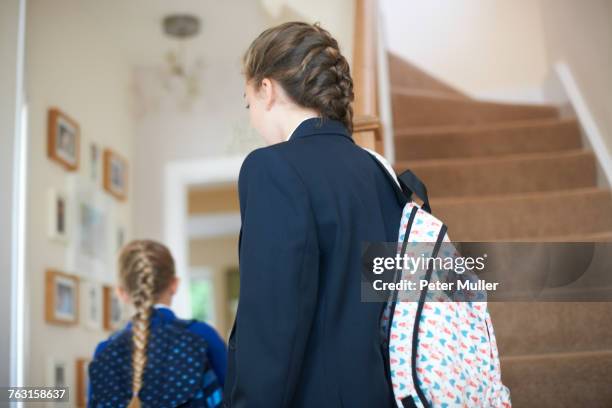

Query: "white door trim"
<box><xmin>163</xmin><ymin>155</ymin><xmax>245</xmax><ymax>318</ymax></box>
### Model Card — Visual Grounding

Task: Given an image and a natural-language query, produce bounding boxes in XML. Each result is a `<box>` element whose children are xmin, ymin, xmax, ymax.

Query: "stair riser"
<box><xmin>392</xmin><ymin>93</ymin><xmax>559</xmax><ymax>128</ymax></box>
<box><xmin>396</xmin><ymin>152</ymin><xmax>596</xmax><ymax>198</ymax></box>
<box><xmin>500</xmin><ymin>352</ymin><xmax>612</xmax><ymax>408</ymax></box>
<box><xmin>431</xmin><ymin>190</ymin><xmax>612</xmax><ymax>240</ymax></box>
<box><xmin>394</xmin><ymin>121</ymin><xmax>582</xmax><ymax>161</ymax></box>
<box><xmin>490</xmin><ymin>302</ymin><xmax>612</xmax><ymax>356</ymax></box>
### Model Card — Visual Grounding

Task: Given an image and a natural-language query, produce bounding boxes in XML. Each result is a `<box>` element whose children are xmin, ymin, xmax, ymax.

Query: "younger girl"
<box><xmin>88</xmin><ymin>240</ymin><xmax>226</xmax><ymax>407</ymax></box>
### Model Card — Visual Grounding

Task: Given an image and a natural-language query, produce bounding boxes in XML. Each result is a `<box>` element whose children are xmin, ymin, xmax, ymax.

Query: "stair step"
<box><xmin>490</xmin><ymin>302</ymin><xmax>612</xmax><ymax>356</ymax></box>
<box><xmin>430</xmin><ymin>188</ymin><xmax>612</xmax><ymax>240</ymax></box>
<box><xmin>391</xmin><ymin>92</ymin><xmax>559</xmax><ymax>128</ymax></box>
<box><xmin>501</xmin><ymin>230</ymin><xmax>612</xmax><ymax>242</ymax></box>
<box><xmin>500</xmin><ymin>350</ymin><xmax>612</xmax><ymax>408</ymax></box>
<box><xmin>394</xmin><ymin>118</ymin><xmax>582</xmax><ymax>161</ymax></box>
<box><xmin>395</xmin><ymin>149</ymin><xmax>596</xmax><ymax>198</ymax></box>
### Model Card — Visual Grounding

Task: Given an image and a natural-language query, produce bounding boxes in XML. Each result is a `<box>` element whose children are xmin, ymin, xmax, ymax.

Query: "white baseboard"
<box><xmin>549</xmin><ymin>62</ymin><xmax>612</xmax><ymax>188</ymax></box>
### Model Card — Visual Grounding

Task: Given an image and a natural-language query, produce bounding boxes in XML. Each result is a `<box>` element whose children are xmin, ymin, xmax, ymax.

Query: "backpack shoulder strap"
<box><xmin>362</xmin><ymin>148</ymin><xmax>432</xmax><ymax>214</ymax></box>
<box><xmin>173</xmin><ymin>317</ymin><xmax>197</xmax><ymax>330</ymax></box>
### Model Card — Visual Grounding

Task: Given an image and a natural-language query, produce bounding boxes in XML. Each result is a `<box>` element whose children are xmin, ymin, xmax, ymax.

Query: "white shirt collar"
<box><xmin>154</xmin><ymin>303</ymin><xmax>172</xmax><ymax>310</ymax></box>
<box><xmin>286</xmin><ymin>116</ymin><xmax>320</xmax><ymax>142</ymax></box>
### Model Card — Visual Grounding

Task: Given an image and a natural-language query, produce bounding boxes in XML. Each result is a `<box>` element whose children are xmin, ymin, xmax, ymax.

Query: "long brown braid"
<box><xmin>118</xmin><ymin>240</ymin><xmax>176</xmax><ymax>408</ymax></box>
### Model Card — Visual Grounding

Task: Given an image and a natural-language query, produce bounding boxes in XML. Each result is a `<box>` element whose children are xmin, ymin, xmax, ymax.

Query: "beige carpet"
<box><xmin>389</xmin><ymin>52</ymin><xmax>612</xmax><ymax>408</ymax></box>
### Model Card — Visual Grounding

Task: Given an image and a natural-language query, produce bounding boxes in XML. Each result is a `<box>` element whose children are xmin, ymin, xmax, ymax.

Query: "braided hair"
<box><xmin>118</xmin><ymin>240</ymin><xmax>176</xmax><ymax>408</ymax></box>
<box><xmin>243</xmin><ymin>21</ymin><xmax>355</xmax><ymax>133</ymax></box>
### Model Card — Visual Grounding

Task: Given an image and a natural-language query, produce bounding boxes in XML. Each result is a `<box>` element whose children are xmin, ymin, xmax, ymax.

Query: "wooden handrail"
<box><xmin>353</xmin><ymin>114</ymin><xmax>381</xmax><ymax>133</ymax></box>
<box><xmin>352</xmin><ymin>0</ymin><xmax>384</xmax><ymax>154</ymax></box>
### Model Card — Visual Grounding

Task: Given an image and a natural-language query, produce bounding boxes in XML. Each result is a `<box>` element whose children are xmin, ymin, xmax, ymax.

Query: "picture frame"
<box><xmin>116</xmin><ymin>225</ymin><xmax>126</xmax><ymax>253</ymax></box>
<box><xmin>75</xmin><ymin>358</ymin><xmax>91</xmax><ymax>407</ymax></box>
<box><xmin>103</xmin><ymin>149</ymin><xmax>128</xmax><ymax>200</ymax></box>
<box><xmin>102</xmin><ymin>285</ymin><xmax>123</xmax><ymax>331</ymax></box>
<box><xmin>66</xmin><ymin>175</ymin><xmax>112</xmax><ymax>281</ymax></box>
<box><xmin>48</xmin><ymin>189</ymin><xmax>69</xmax><ymax>243</ymax></box>
<box><xmin>47</xmin><ymin>357</ymin><xmax>68</xmax><ymax>388</ymax></box>
<box><xmin>81</xmin><ymin>280</ymin><xmax>103</xmax><ymax>330</ymax></box>
<box><xmin>45</xmin><ymin>270</ymin><xmax>79</xmax><ymax>325</ymax></box>
<box><xmin>90</xmin><ymin>143</ymin><xmax>99</xmax><ymax>182</ymax></box>
<box><xmin>47</xmin><ymin>108</ymin><xmax>80</xmax><ymax>171</ymax></box>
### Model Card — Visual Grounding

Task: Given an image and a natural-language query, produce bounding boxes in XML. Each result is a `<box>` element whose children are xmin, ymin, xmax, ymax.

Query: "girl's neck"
<box><xmin>279</xmin><ymin>109</ymin><xmax>319</xmax><ymax>141</ymax></box>
<box><xmin>155</xmin><ymin>293</ymin><xmax>173</xmax><ymax>307</ymax></box>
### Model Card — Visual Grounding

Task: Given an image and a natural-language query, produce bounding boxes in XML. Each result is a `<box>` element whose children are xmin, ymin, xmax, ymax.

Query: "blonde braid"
<box><xmin>127</xmin><ymin>245</ymin><xmax>155</xmax><ymax>408</ymax></box>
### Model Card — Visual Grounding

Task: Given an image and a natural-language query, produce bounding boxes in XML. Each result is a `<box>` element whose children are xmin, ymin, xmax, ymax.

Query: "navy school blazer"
<box><xmin>223</xmin><ymin>117</ymin><xmax>405</xmax><ymax>408</ymax></box>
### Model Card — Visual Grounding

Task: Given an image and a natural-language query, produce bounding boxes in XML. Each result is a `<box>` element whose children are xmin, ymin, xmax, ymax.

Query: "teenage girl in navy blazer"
<box><xmin>224</xmin><ymin>22</ymin><xmax>403</xmax><ymax>407</ymax></box>
<box><xmin>88</xmin><ymin>240</ymin><xmax>227</xmax><ymax>407</ymax></box>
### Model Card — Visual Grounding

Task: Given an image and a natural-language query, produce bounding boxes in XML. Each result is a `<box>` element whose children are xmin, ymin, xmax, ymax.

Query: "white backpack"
<box><xmin>366</xmin><ymin>150</ymin><xmax>512</xmax><ymax>408</ymax></box>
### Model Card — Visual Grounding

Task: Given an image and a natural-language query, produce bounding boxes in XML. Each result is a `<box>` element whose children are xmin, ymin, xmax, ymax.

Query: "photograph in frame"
<box><xmin>46</xmin><ymin>356</ymin><xmax>68</xmax><ymax>389</ymax></box>
<box><xmin>103</xmin><ymin>149</ymin><xmax>128</xmax><ymax>201</ymax></box>
<box><xmin>102</xmin><ymin>285</ymin><xmax>123</xmax><ymax>331</ymax></box>
<box><xmin>45</xmin><ymin>269</ymin><xmax>79</xmax><ymax>325</ymax></box>
<box><xmin>66</xmin><ymin>175</ymin><xmax>112</xmax><ymax>281</ymax></box>
<box><xmin>81</xmin><ymin>280</ymin><xmax>103</xmax><ymax>330</ymax></box>
<box><xmin>48</xmin><ymin>188</ymin><xmax>69</xmax><ymax>243</ymax></box>
<box><xmin>47</xmin><ymin>108</ymin><xmax>80</xmax><ymax>171</ymax></box>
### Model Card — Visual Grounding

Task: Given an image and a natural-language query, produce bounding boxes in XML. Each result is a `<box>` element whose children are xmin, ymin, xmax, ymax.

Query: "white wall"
<box><xmin>25</xmin><ymin>0</ymin><xmax>133</xmax><ymax>387</ymax></box>
<box><xmin>132</xmin><ymin>0</ymin><xmax>270</xmax><ymax>242</ymax></box>
<box><xmin>541</xmin><ymin>0</ymin><xmax>612</xmax><ymax>157</ymax></box>
<box><xmin>262</xmin><ymin>0</ymin><xmax>355</xmax><ymax>66</ymax></box>
<box><xmin>380</xmin><ymin>0</ymin><xmax>550</xmax><ymax>102</ymax></box>
<box><xmin>132</xmin><ymin>0</ymin><xmax>357</xmax><ymax>243</ymax></box>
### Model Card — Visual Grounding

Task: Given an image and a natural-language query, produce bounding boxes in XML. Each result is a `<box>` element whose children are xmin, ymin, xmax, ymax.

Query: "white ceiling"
<box><xmin>65</xmin><ymin>0</ymin><xmax>273</xmax><ymax>67</ymax></box>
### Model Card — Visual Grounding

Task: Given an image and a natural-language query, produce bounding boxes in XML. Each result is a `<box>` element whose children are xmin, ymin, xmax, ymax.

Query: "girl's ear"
<box><xmin>260</xmin><ymin>77</ymin><xmax>276</xmax><ymax>110</ymax></box>
<box><xmin>116</xmin><ymin>286</ymin><xmax>131</xmax><ymax>304</ymax></box>
<box><xmin>170</xmin><ymin>276</ymin><xmax>179</xmax><ymax>295</ymax></box>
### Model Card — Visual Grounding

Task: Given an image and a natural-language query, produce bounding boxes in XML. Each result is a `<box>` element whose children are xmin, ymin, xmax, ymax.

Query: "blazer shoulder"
<box><xmin>238</xmin><ymin>144</ymin><xmax>302</xmax><ymax>189</ymax></box>
<box><xmin>240</xmin><ymin>144</ymin><xmax>291</xmax><ymax>173</ymax></box>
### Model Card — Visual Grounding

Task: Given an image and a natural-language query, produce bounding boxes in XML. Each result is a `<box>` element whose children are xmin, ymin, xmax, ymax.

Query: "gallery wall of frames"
<box><xmin>43</xmin><ymin>107</ymin><xmax>130</xmax><ymax>406</ymax></box>
<box><xmin>25</xmin><ymin>3</ymin><xmax>135</xmax><ymax>403</ymax></box>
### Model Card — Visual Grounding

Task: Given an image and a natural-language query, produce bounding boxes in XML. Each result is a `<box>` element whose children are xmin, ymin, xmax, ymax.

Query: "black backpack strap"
<box><xmin>363</xmin><ymin>149</ymin><xmax>432</xmax><ymax>213</ymax></box>
<box><xmin>398</xmin><ymin>170</ymin><xmax>431</xmax><ymax>214</ymax></box>
<box><xmin>174</xmin><ymin>318</ymin><xmax>198</xmax><ymax>329</ymax></box>
<box><xmin>411</xmin><ymin>224</ymin><xmax>448</xmax><ymax>408</ymax></box>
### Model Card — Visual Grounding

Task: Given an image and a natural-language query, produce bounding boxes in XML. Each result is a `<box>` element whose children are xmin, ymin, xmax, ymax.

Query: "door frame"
<box><xmin>0</xmin><ymin>0</ymin><xmax>27</xmax><ymax>389</ymax></box>
<box><xmin>163</xmin><ymin>155</ymin><xmax>245</xmax><ymax>318</ymax></box>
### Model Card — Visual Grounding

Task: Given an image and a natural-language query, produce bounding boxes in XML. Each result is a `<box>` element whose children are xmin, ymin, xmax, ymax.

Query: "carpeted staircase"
<box><xmin>388</xmin><ymin>52</ymin><xmax>612</xmax><ymax>407</ymax></box>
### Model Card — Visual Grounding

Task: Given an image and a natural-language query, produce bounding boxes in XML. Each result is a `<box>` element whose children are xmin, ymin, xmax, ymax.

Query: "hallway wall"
<box><xmin>380</xmin><ymin>0</ymin><xmax>550</xmax><ymax>102</ymax></box>
<box><xmin>540</xmin><ymin>0</ymin><xmax>612</xmax><ymax>158</ymax></box>
<box><xmin>25</xmin><ymin>0</ymin><xmax>133</xmax><ymax>388</ymax></box>
<box><xmin>131</xmin><ymin>0</ymin><xmax>268</xmax><ymax>243</ymax></box>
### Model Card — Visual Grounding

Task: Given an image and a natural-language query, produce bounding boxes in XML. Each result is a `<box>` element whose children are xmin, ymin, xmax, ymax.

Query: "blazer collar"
<box><xmin>289</xmin><ymin>117</ymin><xmax>354</xmax><ymax>142</ymax></box>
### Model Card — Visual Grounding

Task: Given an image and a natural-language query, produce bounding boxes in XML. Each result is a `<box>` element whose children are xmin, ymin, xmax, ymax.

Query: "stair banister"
<box><xmin>352</xmin><ymin>0</ymin><xmax>384</xmax><ymax>154</ymax></box>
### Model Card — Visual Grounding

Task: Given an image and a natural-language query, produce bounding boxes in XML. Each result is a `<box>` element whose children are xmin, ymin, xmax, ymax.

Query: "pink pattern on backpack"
<box><xmin>389</xmin><ymin>202</ymin><xmax>511</xmax><ymax>408</ymax></box>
